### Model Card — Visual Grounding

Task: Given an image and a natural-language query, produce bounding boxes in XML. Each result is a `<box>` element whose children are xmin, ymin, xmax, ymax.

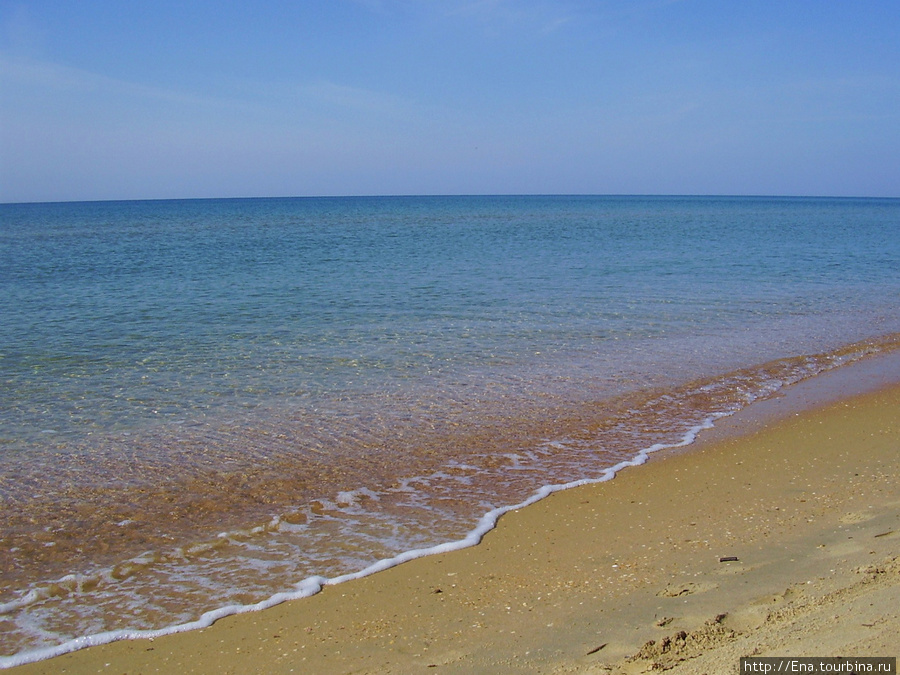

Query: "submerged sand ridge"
<box><xmin>7</xmin><ymin>355</ymin><xmax>900</xmax><ymax>673</ymax></box>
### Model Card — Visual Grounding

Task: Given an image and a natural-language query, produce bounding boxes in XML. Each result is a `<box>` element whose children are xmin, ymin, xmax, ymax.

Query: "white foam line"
<box><xmin>0</xmin><ymin>412</ymin><xmax>730</xmax><ymax>670</ymax></box>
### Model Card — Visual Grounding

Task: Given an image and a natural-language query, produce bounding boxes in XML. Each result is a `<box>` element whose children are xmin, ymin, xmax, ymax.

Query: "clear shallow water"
<box><xmin>1</xmin><ymin>195</ymin><xmax>899</xmax><ymax>663</ymax></box>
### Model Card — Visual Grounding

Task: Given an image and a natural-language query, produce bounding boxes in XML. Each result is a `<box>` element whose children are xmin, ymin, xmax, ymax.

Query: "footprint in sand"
<box><xmin>656</xmin><ymin>581</ymin><xmax>718</xmax><ymax>598</ymax></box>
<box><xmin>840</xmin><ymin>510</ymin><xmax>875</xmax><ymax>524</ymax></box>
<box><xmin>748</xmin><ymin>585</ymin><xmax>800</xmax><ymax>608</ymax></box>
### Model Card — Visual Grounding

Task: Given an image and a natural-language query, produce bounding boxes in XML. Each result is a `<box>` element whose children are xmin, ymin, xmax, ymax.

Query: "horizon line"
<box><xmin>3</xmin><ymin>192</ymin><xmax>899</xmax><ymax>207</ymax></box>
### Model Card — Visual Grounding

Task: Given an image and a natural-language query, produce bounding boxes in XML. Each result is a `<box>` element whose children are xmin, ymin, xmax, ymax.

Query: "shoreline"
<box><xmin>6</xmin><ymin>352</ymin><xmax>900</xmax><ymax>673</ymax></box>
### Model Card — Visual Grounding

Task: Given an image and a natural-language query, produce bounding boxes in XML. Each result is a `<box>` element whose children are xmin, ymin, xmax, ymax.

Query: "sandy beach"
<box><xmin>8</xmin><ymin>356</ymin><xmax>900</xmax><ymax>674</ymax></box>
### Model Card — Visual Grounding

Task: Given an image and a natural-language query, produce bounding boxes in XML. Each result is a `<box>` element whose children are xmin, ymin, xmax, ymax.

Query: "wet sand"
<box><xmin>8</xmin><ymin>362</ymin><xmax>900</xmax><ymax>674</ymax></box>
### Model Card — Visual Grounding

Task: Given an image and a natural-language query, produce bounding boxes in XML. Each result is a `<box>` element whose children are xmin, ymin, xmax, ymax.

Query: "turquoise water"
<box><xmin>1</xmin><ymin>195</ymin><xmax>899</xmax><ymax>662</ymax></box>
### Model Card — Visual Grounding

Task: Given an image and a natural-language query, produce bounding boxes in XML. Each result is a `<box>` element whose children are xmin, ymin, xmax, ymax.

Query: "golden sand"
<box><xmin>9</xmin><ymin>370</ymin><xmax>900</xmax><ymax>674</ymax></box>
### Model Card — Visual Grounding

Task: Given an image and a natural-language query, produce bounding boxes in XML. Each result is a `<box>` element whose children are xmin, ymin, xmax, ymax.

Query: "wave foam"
<box><xmin>0</xmin><ymin>411</ymin><xmax>728</xmax><ymax>670</ymax></box>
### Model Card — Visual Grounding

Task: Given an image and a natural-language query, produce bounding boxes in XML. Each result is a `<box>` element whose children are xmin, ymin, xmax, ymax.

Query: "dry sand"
<box><xmin>8</xmin><ymin>363</ymin><xmax>900</xmax><ymax>674</ymax></box>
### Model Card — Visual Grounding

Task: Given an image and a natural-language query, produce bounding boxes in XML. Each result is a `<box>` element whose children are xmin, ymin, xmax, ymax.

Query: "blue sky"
<box><xmin>1</xmin><ymin>1</ymin><xmax>898</xmax><ymax>202</ymax></box>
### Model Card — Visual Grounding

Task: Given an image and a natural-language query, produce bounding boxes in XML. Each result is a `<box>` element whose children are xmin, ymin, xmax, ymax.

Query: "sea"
<box><xmin>1</xmin><ymin>195</ymin><xmax>898</xmax><ymax>666</ymax></box>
